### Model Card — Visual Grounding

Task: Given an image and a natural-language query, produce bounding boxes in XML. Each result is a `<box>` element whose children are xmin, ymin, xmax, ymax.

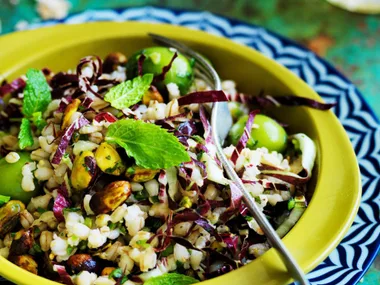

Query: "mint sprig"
<box><xmin>18</xmin><ymin>118</ymin><xmax>34</xmax><ymax>149</ymax></box>
<box><xmin>144</xmin><ymin>273</ymin><xmax>199</xmax><ymax>285</ymax></box>
<box><xmin>104</xmin><ymin>73</ymin><xmax>153</xmax><ymax>109</ymax></box>
<box><xmin>105</xmin><ymin>119</ymin><xmax>190</xmax><ymax>170</ymax></box>
<box><xmin>22</xmin><ymin>68</ymin><xmax>52</xmax><ymax>117</ymax></box>
<box><xmin>18</xmin><ymin>68</ymin><xmax>51</xmax><ymax>149</ymax></box>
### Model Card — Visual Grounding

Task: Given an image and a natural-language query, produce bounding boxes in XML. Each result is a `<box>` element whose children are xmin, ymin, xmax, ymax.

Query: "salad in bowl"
<box><xmin>0</xmin><ymin>43</ymin><xmax>334</xmax><ymax>285</ymax></box>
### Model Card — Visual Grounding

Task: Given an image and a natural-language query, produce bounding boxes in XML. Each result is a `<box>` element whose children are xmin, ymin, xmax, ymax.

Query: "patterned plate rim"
<box><xmin>4</xmin><ymin>6</ymin><xmax>380</xmax><ymax>285</ymax></box>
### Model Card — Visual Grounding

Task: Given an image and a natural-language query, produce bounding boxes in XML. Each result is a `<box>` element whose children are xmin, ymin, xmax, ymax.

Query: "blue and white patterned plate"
<box><xmin>9</xmin><ymin>6</ymin><xmax>380</xmax><ymax>285</ymax></box>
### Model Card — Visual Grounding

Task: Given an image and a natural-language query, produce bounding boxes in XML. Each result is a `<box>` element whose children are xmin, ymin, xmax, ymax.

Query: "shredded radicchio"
<box><xmin>81</xmin><ymin>96</ymin><xmax>93</xmax><ymax>109</ymax></box>
<box><xmin>192</xmin><ymin>158</ymin><xmax>207</xmax><ymax>178</ymax></box>
<box><xmin>51</xmin><ymin>116</ymin><xmax>90</xmax><ymax>164</ymax></box>
<box><xmin>177</xmin><ymin>120</ymin><xmax>198</xmax><ymax>136</ymax></box>
<box><xmin>137</xmin><ymin>54</ymin><xmax>146</xmax><ymax>77</ymax></box>
<box><xmin>158</xmin><ymin>170</ymin><xmax>168</xmax><ymax>204</ymax></box>
<box><xmin>230</xmin><ymin>110</ymin><xmax>259</xmax><ymax>164</ymax></box>
<box><xmin>220</xmin><ymin>233</ymin><xmax>239</xmax><ymax>254</ymax></box>
<box><xmin>155</xmin><ymin>112</ymin><xmax>193</xmax><ymax>131</ymax></box>
<box><xmin>199</xmin><ymin>105</ymin><xmax>212</xmax><ymax>144</ymax></box>
<box><xmin>94</xmin><ymin>112</ymin><xmax>118</xmax><ymax>123</ymax></box>
<box><xmin>154</xmin><ymin>52</ymin><xmax>178</xmax><ymax>82</ymax></box>
<box><xmin>53</xmin><ymin>184</ymin><xmax>71</xmax><ymax>222</ymax></box>
<box><xmin>220</xmin><ymin>183</ymin><xmax>243</xmax><ymax>223</ymax></box>
<box><xmin>196</xmin><ymin>194</ymin><xmax>211</xmax><ymax>216</ymax></box>
<box><xmin>0</xmin><ymin>78</ymin><xmax>26</xmax><ymax>97</ymax></box>
<box><xmin>56</xmin><ymin>96</ymin><xmax>73</xmax><ymax>113</ymax></box>
<box><xmin>84</xmin><ymin>156</ymin><xmax>97</xmax><ymax>177</ymax></box>
<box><xmin>227</xmin><ymin>93</ymin><xmax>335</xmax><ymax>110</ymax></box>
<box><xmin>76</xmin><ymin>56</ymin><xmax>103</xmax><ymax>97</ymax></box>
<box><xmin>53</xmin><ymin>265</ymin><xmax>74</xmax><ymax>285</ymax></box>
<box><xmin>178</xmin><ymin>90</ymin><xmax>228</xmax><ymax>106</ymax></box>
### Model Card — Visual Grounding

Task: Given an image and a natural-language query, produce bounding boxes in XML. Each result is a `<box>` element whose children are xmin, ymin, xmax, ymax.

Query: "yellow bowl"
<box><xmin>0</xmin><ymin>22</ymin><xmax>361</xmax><ymax>285</ymax></box>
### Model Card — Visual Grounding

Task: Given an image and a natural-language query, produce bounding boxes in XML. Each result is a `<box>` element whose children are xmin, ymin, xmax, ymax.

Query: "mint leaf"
<box><xmin>18</xmin><ymin>118</ymin><xmax>34</xmax><ymax>149</ymax></box>
<box><xmin>144</xmin><ymin>273</ymin><xmax>199</xmax><ymax>285</ymax></box>
<box><xmin>32</xmin><ymin>111</ymin><xmax>47</xmax><ymax>131</ymax></box>
<box><xmin>136</xmin><ymin>239</ymin><xmax>150</xmax><ymax>249</ymax></box>
<box><xmin>105</xmin><ymin>119</ymin><xmax>190</xmax><ymax>170</ymax></box>
<box><xmin>23</xmin><ymin>68</ymin><xmax>52</xmax><ymax>117</ymax></box>
<box><xmin>0</xmin><ymin>195</ymin><xmax>10</xmax><ymax>206</ymax></box>
<box><xmin>104</xmin><ymin>73</ymin><xmax>153</xmax><ymax>109</ymax></box>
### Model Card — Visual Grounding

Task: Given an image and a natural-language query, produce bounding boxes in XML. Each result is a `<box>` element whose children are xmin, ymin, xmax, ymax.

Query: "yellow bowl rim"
<box><xmin>0</xmin><ymin>22</ymin><xmax>361</xmax><ymax>285</ymax></box>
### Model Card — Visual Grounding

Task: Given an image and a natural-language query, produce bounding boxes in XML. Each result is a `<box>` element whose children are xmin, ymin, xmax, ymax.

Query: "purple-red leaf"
<box><xmin>53</xmin><ymin>184</ymin><xmax>71</xmax><ymax>222</ymax></box>
<box><xmin>137</xmin><ymin>54</ymin><xmax>146</xmax><ymax>77</ymax></box>
<box><xmin>94</xmin><ymin>112</ymin><xmax>118</xmax><ymax>123</ymax></box>
<box><xmin>178</xmin><ymin>90</ymin><xmax>228</xmax><ymax>106</ymax></box>
<box><xmin>51</xmin><ymin>116</ymin><xmax>90</xmax><ymax>164</ymax></box>
<box><xmin>228</xmin><ymin>93</ymin><xmax>335</xmax><ymax>110</ymax></box>
<box><xmin>231</xmin><ymin>110</ymin><xmax>259</xmax><ymax>164</ymax></box>
<box><xmin>154</xmin><ymin>52</ymin><xmax>178</xmax><ymax>82</ymax></box>
<box><xmin>0</xmin><ymin>78</ymin><xmax>26</xmax><ymax>97</ymax></box>
<box><xmin>53</xmin><ymin>264</ymin><xmax>74</xmax><ymax>285</ymax></box>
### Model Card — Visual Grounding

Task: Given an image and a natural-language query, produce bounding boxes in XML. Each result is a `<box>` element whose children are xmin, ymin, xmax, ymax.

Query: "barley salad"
<box><xmin>0</xmin><ymin>47</ymin><xmax>334</xmax><ymax>285</ymax></box>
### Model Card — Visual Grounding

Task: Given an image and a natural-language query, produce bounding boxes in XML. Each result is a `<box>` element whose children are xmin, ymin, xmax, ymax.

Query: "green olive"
<box><xmin>227</xmin><ymin>114</ymin><xmax>288</xmax><ymax>153</ymax></box>
<box><xmin>0</xmin><ymin>152</ymin><xmax>40</xmax><ymax>203</ymax></box>
<box><xmin>126</xmin><ymin>46</ymin><xmax>194</xmax><ymax>95</ymax></box>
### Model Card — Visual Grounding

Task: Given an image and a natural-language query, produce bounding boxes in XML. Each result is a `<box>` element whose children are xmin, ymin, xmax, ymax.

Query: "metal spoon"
<box><xmin>149</xmin><ymin>33</ymin><xmax>309</xmax><ymax>285</ymax></box>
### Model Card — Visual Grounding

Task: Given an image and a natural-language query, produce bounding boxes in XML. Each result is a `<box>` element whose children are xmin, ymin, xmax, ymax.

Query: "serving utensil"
<box><xmin>149</xmin><ymin>33</ymin><xmax>309</xmax><ymax>285</ymax></box>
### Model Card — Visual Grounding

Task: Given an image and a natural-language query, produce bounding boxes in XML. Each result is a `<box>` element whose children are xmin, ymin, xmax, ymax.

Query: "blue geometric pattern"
<box><xmin>15</xmin><ymin>6</ymin><xmax>380</xmax><ymax>285</ymax></box>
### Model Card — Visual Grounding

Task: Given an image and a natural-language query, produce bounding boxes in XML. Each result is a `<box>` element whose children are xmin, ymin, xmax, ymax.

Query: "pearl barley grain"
<box><xmin>5</xmin><ymin>152</ymin><xmax>20</xmax><ymax>164</ymax></box>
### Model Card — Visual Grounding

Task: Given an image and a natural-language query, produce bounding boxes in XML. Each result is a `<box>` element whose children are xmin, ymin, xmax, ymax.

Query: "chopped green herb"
<box><xmin>105</xmin><ymin>163</ymin><xmax>121</xmax><ymax>174</ymax></box>
<box><xmin>134</xmin><ymin>190</ymin><xmax>149</xmax><ymax>201</ymax></box>
<box><xmin>67</xmin><ymin>245</ymin><xmax>75</xmax><ymax>255</ymax></box>
<box><xmin>79</xmin><ymin>134</ymin><xmax>89</xmax><ymax>141</ymax></box>
<box><xmin>136</xmin><ymin>239</ymin><xmax>150</xmax><ymax>249</ymax></box>
<box><xmin>161</xmin><ymin>244</ymin><xmax>174</xmax><ymax>257</ymax></box>
<box><xmin>0</xmin><ymin>195</ymin><xmax>11</xmax><ymax>206</ymax></box>
<box><xmin>120</xmin><ymin>276</ymin><xmax>128</xmax><ymax>284</ymax></box>
<box><xmin>288</xmin><ymin>198</ymin><xmax>296</xmax><ymax>211</ymax></box>
<box><xmin>196</xmin><ymin>150</ymin><xmax>205</xmax><ymax>161</ymax></box>
<box><xmin>78</xmin><ymin>240</ymin><xmax>88</xmax><ymax>251</ymax></box>
<box><xmin>244</xmin><ymin>216</ymin><xmax>253</xmax><ymax>222</ymax></box>
<box><xmin>191</xmin><ymin>135</ymin><xmax>204</xmax><ymax>144</ymax></box>
<box><xmin>150</xmin><ymin>196</ymin><xmax>160</xmax><ymax>203</ymax></box>
<box><xmin>109</xmin><ymin>222</ymin><xmax>118</xmax><ymax>230</ymax></box>
<box><xmin>119</xmin><ymin>226</ymin><xmax>127</xmax><ymax>235</ymax></box>
<box><xmin>82</xmin><ymin>163</ymin><xmax>91</xmax><ymax>172</ymax></box>
<box><xmin>126</xmin><ymin>166</ymin><xmax>135</xmax><ymax>175</ymax></box>
<box><xmin>63</xmin><ymin>207</ymin><xmax>81</xmax><ymax>214</ymax></box>
<box><xmin>72</xmin><ymin>132</ymin><xmax>80</xmax><ymax>143</ymax></box>
<box><xmin>37</xmin><ymin>207</ymin><xmax>47</xmax><ymax>214</ymax></box>
<box><xmin>33</xmin><ymin>227</ymin><xmax>41</xmax><ymax>236</ymax></box>
<box><xmin>109</xmin><ymin>268</ymin><xmax>123</xmax><ymax>279</ymax></box>
<box><xmin>84</xmin><ymin>217</ymin><xmax>93</xmax><ymax>228</ymax></box>
<box><xmin>30</xmin><ymin>243</ymin><xmax>42</xmax><ymax>255</ymax></box>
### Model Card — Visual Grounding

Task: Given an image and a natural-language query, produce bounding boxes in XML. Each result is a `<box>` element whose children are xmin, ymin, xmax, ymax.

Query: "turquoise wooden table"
<box><xmin>0</xmin><ymin>1</ymin><xmax>379</xmax><ymax>284</ymax></box>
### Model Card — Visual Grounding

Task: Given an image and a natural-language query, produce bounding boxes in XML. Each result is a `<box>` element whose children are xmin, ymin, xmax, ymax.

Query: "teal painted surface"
<box><xmin>0</xmin><ymin>1</ymin><xmax>379</xmax><ymax>284</ymax></box>
<box><xmin>0</xmin><ymin>0</ymin><xmax>379</xmax><ymax>118</ymax></box>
